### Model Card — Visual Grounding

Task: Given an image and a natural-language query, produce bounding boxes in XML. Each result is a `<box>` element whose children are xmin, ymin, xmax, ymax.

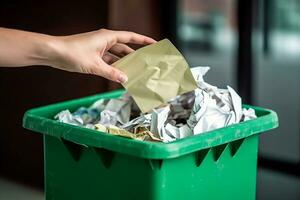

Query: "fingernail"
<box><xmin>118</xmin><ymin>74</ymin><xmax>128</xmax><ymax>83</ymax></box>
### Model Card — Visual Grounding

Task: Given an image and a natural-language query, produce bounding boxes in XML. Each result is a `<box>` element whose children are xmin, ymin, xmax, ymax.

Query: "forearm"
<box><xmin>0</xmin><ymin>28</ymin><xmax>155</xmax><ymax>82</ymax></box>
<box><xmin>0</xmin><ymin>28</ymin><xmax>58</xmax><ymax>67</ymax></box>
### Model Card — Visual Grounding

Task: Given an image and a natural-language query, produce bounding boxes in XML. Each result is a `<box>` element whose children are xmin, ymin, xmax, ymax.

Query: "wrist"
<box><xmin>33</xmin><ymin>35</ymin><xmax>64</xmax><ymax>67</ymax></box>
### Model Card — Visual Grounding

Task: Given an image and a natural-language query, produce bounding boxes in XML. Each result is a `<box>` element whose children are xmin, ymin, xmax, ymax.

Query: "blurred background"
<box><xmin>0</xmin><ymin>0</ymin><xmax>299</xmax><ymax>199</ymax></box>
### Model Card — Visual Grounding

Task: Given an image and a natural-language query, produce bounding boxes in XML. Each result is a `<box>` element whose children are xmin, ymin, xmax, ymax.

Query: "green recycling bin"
<box><xmin>23</xmin><ymin>89</ymin><xmax>278</xmax><ymax>200</ymax></box>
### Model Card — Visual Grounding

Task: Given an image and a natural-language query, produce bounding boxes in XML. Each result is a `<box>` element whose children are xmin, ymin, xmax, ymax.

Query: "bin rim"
<box><xmin>23</xmin><ymin>89</ymin><xmax>278</xmax><ymax>159</ymax></box>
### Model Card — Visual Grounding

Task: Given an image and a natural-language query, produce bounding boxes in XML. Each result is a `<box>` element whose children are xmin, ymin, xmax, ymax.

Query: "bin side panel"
<box><xmin>44</xmin><ymin>135</ymin><xmax>155</xmax><ymax>200</ymax></box>
<box><xmin>44</xmin><ymin>134</ymin><xmax>258</xmax><ymax>200</ymax></box>
<box><xmin>150</xmin><ymin>135</ymin><xmax>258</xmax><ymax>200</ymax></box>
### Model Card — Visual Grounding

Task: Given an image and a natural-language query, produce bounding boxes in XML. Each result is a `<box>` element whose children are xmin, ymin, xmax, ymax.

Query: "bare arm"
<box><xmin>0</xmin><ymin>28</ymin><xmax>156</xmax><ymax>83</ymax></box>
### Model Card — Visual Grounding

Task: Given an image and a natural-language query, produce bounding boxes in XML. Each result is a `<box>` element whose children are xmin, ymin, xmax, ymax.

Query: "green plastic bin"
<box><xmin>23</xmin><ymin>89</ymin><xmax>278</xmax><ymax>200</ymax></box>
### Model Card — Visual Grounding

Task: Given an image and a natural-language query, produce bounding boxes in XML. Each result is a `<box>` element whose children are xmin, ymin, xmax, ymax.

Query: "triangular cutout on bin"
<box><xmin>148</xmin><ymin>159</ymin><xmax>163</xmax><ymax>170</ymax></box>
<box><xmin>229</xmin><ymin>138</ymin><xmax>245</xmax><ymax>157</ymax></box>
<box><xmin>212</xmin><ymin>144</ymin><xmax>228</xmax><ymax>161</ymax></box>
<box><xmin>195</xmin><ymin>149</ymin><xmax>210</xmax><ymax>167</ymax></box>
<box><xmin>61</xmin><ymin>139</ymin><xmax>85</xmax><ymax>162</ymax></box>
<box><xmin>94</xmin><ymin>148</ymin><xmax>115</xmax><ymax>169</ymax></box>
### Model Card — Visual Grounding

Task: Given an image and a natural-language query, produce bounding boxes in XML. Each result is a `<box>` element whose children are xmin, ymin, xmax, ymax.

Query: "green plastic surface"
<box><xmin>23</xmin><ymin>89</ymin><xmax>278</xmax><ymax>200</ymax></box>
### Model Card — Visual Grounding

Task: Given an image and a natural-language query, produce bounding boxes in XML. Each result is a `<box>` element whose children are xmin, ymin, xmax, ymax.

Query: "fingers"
<box><xmin>91</xmin><ymin>60</ymin><xmax>128</xmax><ymax>83</ymax></box>
<box><xmin>104</xmin><ymin>29</ymin><xmax>156</xmax><ymax>45</ymax></box>
<box><xmin>109</xmin><ymin>43</ymin><xmax>134</xmax><ymax>57</ymax></box>
<box><xmin>87</xmin><ymin>29</ymin><xmax>156</xmax><ymax>83</ymax></box>
<box><xmin>102</xmin><ymin>52</ymin><xmax>119</xmax><ymax>64</ymax></box>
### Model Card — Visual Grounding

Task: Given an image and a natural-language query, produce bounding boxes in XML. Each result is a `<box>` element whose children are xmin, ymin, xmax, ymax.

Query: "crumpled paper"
<box><xmin>55</xmin><ymin>66</ymin><xmax>256</xmax><ymax>143</ymax></box>
<box><xmin>187</xmin><ymin>67</ymin><xmax>245</xmax><ymax>134</ymax></box>
<box><xmin>112</xmin><ymin>39</ymin><xmax>198</xmax><ymax>113</ymax></box>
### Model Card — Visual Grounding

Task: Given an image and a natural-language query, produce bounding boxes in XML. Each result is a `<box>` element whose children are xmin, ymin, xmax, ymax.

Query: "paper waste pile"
<box><xmin>55</xmin><ymin>39</ymin><xmax>256</xmax><ymax>143</ymax></box>
<box><xmin>55</xmin><ymin>66</ymin><xmax>256</xmax><ymax>142</ymax></box>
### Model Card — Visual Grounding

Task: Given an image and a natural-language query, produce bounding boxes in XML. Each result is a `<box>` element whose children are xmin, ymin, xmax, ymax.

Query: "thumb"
<box><xmin>93</xmin><ymin>60</ymin><xmax>128</xmax><ymax>83</ymax></box>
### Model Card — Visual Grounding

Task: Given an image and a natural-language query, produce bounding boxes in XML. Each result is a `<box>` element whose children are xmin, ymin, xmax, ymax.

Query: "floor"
<box><xmin>1</xmin><ymin>168</ymin><xmax>300</xmax><ymax>200</ymax></box>
<box><xmin>0</xmin><ymin>177</ymin><xmax>43</xmax><ymax>200</ymax></box>
<box><xmin>256</xmin><ymin>168</ymin><xmax>300</xmax><ymax>200</ymax></box>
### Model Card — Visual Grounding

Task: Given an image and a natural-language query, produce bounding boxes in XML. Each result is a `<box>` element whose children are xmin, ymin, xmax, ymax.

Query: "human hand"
<box><xmin>47</xmin><ymin>29</ymin><xmax>156</xmax><ymax>83</ymax></box>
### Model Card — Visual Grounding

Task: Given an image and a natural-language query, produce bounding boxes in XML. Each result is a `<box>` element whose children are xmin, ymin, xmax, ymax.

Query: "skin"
<box><xmin>0</xmin><ymin>28</ymin><xmax>156</xmax><ymax>83</ymax></box>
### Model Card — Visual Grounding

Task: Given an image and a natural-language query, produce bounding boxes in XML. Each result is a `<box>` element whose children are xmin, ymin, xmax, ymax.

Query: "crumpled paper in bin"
<box><xmin>55</xmin><ymin>66</ymin><xmax>256</xmax><ymax>143</ymax></box>
<box><xmin>186</xmin><ymin>67</ymin><xmax>246</xmax><ymax>135</ymax></box>
<box><xmin>112</xmin><ymin>39</ymin><xmax>198</xmax><ymax>113</ymax></box>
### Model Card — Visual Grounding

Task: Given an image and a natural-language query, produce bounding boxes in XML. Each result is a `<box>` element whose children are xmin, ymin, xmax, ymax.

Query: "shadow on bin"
<box><xmin>23</xmin><ymin>89</ymin><xmax>278</xmax><ymax>200</ymax></box>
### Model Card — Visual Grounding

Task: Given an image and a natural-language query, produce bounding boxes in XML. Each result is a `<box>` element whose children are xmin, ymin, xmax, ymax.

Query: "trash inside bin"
<box><xmin>53</xmin><ymin>66</ymin><xmax>258</xmax><ymax>143</ymax></box>
<box><xmin>23</xmin><ymin>89</ymin><xmax>278</xmax><ymax>200</ymax></box>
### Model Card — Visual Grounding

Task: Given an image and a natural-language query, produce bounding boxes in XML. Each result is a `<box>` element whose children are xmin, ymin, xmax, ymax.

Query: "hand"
<box><xmin>48</xmin><ymin>29</ymin><xmax>156</xmax><ymax>83</ymax></box>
